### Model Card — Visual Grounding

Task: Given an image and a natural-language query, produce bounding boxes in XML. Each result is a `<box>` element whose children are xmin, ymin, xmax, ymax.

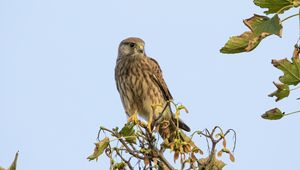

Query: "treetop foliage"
<box><xmin>221</xmin><ymin>0</ymin><xmax>300</xmax><ymax>120</ymax></box>
<box><xmin>88</xmin><ymin>104</ymin><xmax>236</xmax><ymax>170</ymax></box>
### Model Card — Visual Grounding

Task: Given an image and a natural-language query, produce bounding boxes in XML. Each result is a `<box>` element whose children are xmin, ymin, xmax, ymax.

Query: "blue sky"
<box><xmin>1</xmin><ymin>0</ymin><xmax>300</xmax><ymax>169</ymax></box>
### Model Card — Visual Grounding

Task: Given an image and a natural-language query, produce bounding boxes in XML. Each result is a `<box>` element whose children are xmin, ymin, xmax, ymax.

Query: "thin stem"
<box><xmin>296</xmin><ymin>8</ymin><xmax>300</xmax><ymax>45</ymax></box>
<box><xmin>155</xmin><ymin>146</ymin><xmax>176</xmax><ymax>170</ymax></box>
<box><xmin>140</xmin><ymin>123</ymin><xmax>176</xmax><ymax>170</ymax></box>
<box><xmin>109</xmin><ymin>136</ymin><xmax>137</xmax><ymax>142</ymax></box>
<box><xmin>115</xmin><ymin>148</ymin><xmax>134</xmax><ymax>170</ymax></box>
<box><xmin>284</xmin><ymin>110</ymin><xmax>300</xmax><ymax>116</ymax></box>
<box><xmin>282</xmin><ymin>13</ymin><xmax>300</xmax><ymax>22</ymax></box>
<box><xmin>277</xmin><ymin>5</ymin><xmax>293</xmax><ymax>14</ymax></box>
<box><xmin>291</xmin><ymin>85</ymin><xmax>300</xmax><ymax>91</ymax></box>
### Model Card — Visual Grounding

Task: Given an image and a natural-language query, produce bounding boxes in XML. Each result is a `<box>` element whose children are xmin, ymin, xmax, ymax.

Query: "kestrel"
<box><xmin>115</xmin><ymin>37</ymin><xmax>190</xmax><ymax>133</ymax></box>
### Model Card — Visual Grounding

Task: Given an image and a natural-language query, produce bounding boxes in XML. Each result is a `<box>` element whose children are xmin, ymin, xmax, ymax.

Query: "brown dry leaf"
<box><xmin>144</xmin><ymin>157</ymin><xmax>149</xmax><ymax>166</ymax></box>
<box><xmin>217</xmin><ymin>150</ymin><xmax>223</xmax><ymax>157</ymax></box>
<box><xmin>222</xmin><ymin>139</ymin><xmax>227</xmax><ymax>148</ymax></box>
<box><xmin>229</xmin><ymin>152</ymin><xmax>235</xmax><ymax>162</ymax></box>
<box><xmin>174</xmin><ymin>152</ymin><xmax>179</xmax><ymax>163</ymax></box>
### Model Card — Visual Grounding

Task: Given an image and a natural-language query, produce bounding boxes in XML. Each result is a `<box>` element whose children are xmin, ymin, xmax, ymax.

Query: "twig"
<box><xmin>282</xmin><ymin>13</ymin><xmax>300</xmax><ymax>22</ymax></box>
<box><xmin>152</xmin><ymin>145</ymin><xmax>175</xmax><ymax>170</ymax></box>
<box><xmin>140</xmin><ymin>123</ymin><xmax>176</xmax><ymax>170</ymax></box>
<box><xmin>101</xmin><ymin>127</ymin><xmax>145</xmax><ymax>159</ymax></box>
<box><xmin>115</xmin><ymin>148</ymin><xmax>134</xmax><ymax>170</ymax></box>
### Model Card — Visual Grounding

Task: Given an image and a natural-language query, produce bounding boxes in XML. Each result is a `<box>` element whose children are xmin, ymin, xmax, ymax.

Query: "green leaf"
<box><xmin>220</xmin><ymin>15</ymin><xmax>282</xmax><ymax>54</ymax></box>
<box><xmin>87</xmin><ymin>137</ymin><xmax>109</xmax><ymax>161</ymax></box>
<box><xmin>253</xmin><ymin>0</ymin><xmax>300</xmax><ymax>14</ymax></box>
<box><xmin>244</xmin><ymin>14</ymin><xmax>282</xmax><ymax>37</ymax></box>
<box><xmin>261</xmin><ymin>108</ymin><xmax>284</xmax><ymax>120</ymax></box>
<box><xmin>119</xmin><ymin>123</ymin><xmax>136</xmax><ymax>144</ymax></box>
<box><xmin>272</xmin><ymin>57</ymin><xmax>300</xmax><ymax>85</ymax></box>
<box><xmin>268</xmin><ymin>82</ymin><xmax>290</xmax><ymax>101</ymax></box>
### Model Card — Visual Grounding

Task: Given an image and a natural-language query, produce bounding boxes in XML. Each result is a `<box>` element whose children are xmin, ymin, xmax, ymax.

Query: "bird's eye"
<box><xmin>129</xmin><ymin>43</ymin><xmax>135</xmax><ymax>48</ymax></box>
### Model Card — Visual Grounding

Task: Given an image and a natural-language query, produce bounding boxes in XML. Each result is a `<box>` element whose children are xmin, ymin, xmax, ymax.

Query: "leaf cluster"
<box><xmin>88</xmin><ymin>105</ymin><xmax>236</xmax><ymax>170</ymax></box>
<box><xmin>220</xmin><ymin>0</ymin><xmax>300</xmax><ymax>120</ymax></box>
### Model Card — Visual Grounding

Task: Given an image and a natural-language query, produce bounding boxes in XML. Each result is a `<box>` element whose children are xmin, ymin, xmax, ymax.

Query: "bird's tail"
<box><xmin>168</xmin><ymin>105</ymin><xmax>191</xmax><ymax>132</ymax></box>
<box><xmin>156</xmin><ymin>106</ymin><xmax>191</xmax><ymax>141</ymax></box>
<box><xmin>175</xmin><ymin>117</ymin><xmax>191</xmax><ymax>132</ymax></box>
<box><xmin>156</xmin><ymin>107</ymin><xmax>196</xmax><ymax>154</ymax></box>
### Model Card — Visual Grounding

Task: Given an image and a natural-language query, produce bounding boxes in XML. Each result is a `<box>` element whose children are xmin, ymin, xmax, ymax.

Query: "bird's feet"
<box><xmin>127</xmin><ymin>112</ymin><xmax>139</xmax><ymax>125</ymax></box>
<box><xmin>147</xmin><ymin>119</ymin><xmax>153</xmax><ymax>133</ymax></box>
<box><xmin>146</xmin><ymin>111</ymin><xmax>154</xmax><ymax>133</ymax></box>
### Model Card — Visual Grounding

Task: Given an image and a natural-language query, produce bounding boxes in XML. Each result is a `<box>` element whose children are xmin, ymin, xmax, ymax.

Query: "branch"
<box><xmin>101</xmin><ymin>127</ymin><xmax>145</xmax><ymax>160</ymax></box>
<box><xmin>115</xmin><ymin>148</ymin><xmax>134</xmax><ymax>170</ymax></box>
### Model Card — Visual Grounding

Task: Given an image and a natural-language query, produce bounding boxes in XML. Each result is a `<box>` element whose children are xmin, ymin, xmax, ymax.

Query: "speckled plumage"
<box><xmin>115</xmin><ymin>37</ymin><xmax>190</xmax><ymax>132</ymax></box>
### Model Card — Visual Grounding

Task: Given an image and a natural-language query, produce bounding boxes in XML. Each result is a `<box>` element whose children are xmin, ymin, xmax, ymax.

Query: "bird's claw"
<box><xmin>147</xmin><ymin>121</ymin><xmax>153</xmax><ymax>133</ymax></box>
<box><xmin>127</xmin><ymin>113</ymin><xmax>139</xmax><ymax>124</ymax></box>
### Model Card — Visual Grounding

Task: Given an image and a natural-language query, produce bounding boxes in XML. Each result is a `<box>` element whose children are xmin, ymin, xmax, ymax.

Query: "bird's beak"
<box><xmin>138</xmin><ymin>44</ymin><xmax>144</xmax><ymax>50</ymax></box>
<box><xmin>137</xmin><ymin>44</ymin><xmax>144</xmax><ymax>53</ymax></box>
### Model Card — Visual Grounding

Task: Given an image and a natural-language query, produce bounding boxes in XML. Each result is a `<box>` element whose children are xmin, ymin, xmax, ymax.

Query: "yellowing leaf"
<box><xmin>268</xmin><ymin>82</ymin><xmax>290</xmax><ymax>101</ymax></box>
<box><xmin>177</xmin><ymin>105</ymin><xmax>189</xmax><ymax>113</ymax></box>
<box><xmin>87</xmin><ymin>137</ymin><xmax>109</xmax><ymax>161</ymax></box>
<box><xmin>221</xmin><ymin>15</ymin><xmax>282</xmax><ymax>54</ymax></box>
<box><xmin>244</xmin><ymin>14</ymin><xmax>282</xmax><ymax>37</ymax></box>
<box><xmin>261</xmin><ymin>108</ymin><xmax>284</xmax><ymax>120</ymax></box>
<box><xmin>220</xmin><ymin>32</ymin><xmax>263</xmax><ymax>53</ymax></box>
<box><xmin>253</xmin><ymin>0</ymin><xmax>300</xmax><ymax>14</ymax></box>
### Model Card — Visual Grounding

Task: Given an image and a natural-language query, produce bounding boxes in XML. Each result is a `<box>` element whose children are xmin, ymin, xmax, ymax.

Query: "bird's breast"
<box><xmin>115</xmin><ymin>57</ymin><xmax>166</xmax><ymax>119</ymax></box>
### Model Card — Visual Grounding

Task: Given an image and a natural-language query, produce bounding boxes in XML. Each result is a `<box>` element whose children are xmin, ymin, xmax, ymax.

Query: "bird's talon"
<box><xmin>127</xmin><ymin>113</ymin><xmax>139</xmax><ymax>124</ymax></box>
<box><xmin>147</xmin><ymin>123</ymin><xmax>152</xmax><ymax>133</ymax></box>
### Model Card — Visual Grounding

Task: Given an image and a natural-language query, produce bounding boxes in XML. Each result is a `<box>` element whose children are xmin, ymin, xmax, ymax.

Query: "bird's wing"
<box><xmin>148</xmin><ymin>57</ymin><xmax>190</xmax><ymax>132</ymax></box>
<box><xmin>148</xmin><ymin>57</ymin><xmax>173</xmax><ymax>101</ymax></box>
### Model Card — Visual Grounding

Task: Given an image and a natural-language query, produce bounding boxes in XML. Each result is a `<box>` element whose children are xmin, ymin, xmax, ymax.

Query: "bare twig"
<box><xmin>115</xmin><ymin>148</ymin><xmax>134</xmax><ymax>170</ymax></box>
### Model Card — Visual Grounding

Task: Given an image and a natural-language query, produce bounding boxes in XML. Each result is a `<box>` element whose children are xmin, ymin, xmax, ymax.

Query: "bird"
<box><xmin>114</xmin><ymin>37</ymin><xmax>190</xmax><ymax>135</ymax></box>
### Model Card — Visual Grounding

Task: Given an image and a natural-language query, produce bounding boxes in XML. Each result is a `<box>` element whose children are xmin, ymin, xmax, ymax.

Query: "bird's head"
<box><xmin>118</xmin><ymin>37</ymin><xmax>145</xmax><ymax>58</ymax></box>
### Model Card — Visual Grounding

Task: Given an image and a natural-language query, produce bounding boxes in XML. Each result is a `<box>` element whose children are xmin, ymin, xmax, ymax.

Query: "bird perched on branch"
<box><xmin>115</xmin><ymin>37</ymin><xmax>190</xmax><ymax>137</ymax></box>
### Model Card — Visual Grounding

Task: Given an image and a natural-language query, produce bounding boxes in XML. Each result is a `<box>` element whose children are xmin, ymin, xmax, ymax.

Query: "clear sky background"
<box><xmin>1</xmin><ymin>0</ymin><xmax>300</xmax><ymax>170</ymax></box>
